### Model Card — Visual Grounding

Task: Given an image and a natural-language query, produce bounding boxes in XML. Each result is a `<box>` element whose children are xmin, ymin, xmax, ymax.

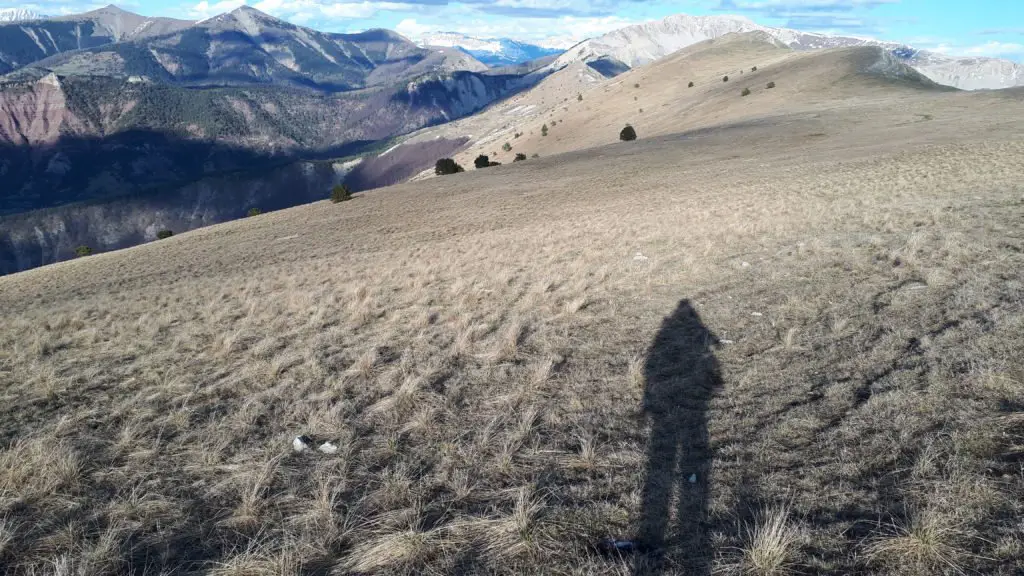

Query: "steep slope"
<box><xmin>0</xmin><ymin>69</ymin><xmax>529</xmax><ymax>214</ymax></box>
<box><xmin>550</xmin><ymin>13</ymin><xmax>1024</xmax><ymax>90</ymax></box>
<box><xmin>24</xmin><ymin>7</ymin><xmax>486</xmax><ymax>90</ymax></box>
<box><xmin>420</xmin><ymin>32</ymin><xmax>563</xmax><ymax>66</ymax></box>
<box><xmin>0</xmin><ymin>5</ymin><xmax>193</xmax><ymax>75</ymax></box>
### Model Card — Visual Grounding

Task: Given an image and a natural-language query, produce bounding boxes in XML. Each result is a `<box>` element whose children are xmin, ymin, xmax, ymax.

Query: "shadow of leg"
<box><xmin>634</xmin><ymin>300</ymin><xmax>721</xmax><ymax>576</ymax></box>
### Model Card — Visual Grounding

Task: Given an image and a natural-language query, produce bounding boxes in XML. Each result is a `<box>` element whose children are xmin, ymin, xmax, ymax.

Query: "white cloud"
<box><xmin>395</xmin><ymin>13</ymin><xmax>642</xmax><ymax>46</ymax></box>
<box><xmin>931</xmin><ymin>41</ymin><xmax>1024</xmax><ymax>59</ymax></box>
<box><xmin>395</xmin><ymin>17</ymin><xmax>434</xmax><ymax>38</ymax></box>
<box><xmin>229</xmin><ymin>0</ymin><xmax>424</xmax><ymax>20</ymax></box>
<box><xmin>190</xmin><ymin>0</ymin><xmax>247</xmax><ymax>19</ymax></box>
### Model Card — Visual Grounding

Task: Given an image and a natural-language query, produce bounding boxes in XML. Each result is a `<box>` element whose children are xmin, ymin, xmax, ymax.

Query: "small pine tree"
<box><xmin>741</xmin><ymin>87</ymin><xmax>751</xmax><ymax>97</ymax></box>
<box><xmin>723</xmin><ymin>75</ymin><xmax>729</xmax><ymax>82</ymax></box>
<box><xmin>513</xmin><ymin>153</ymin><xmax>527</xmax><ymax>162</ymax></box>
<box><xmin>502</xmin><ymin>142</ymin><xmax>512</xmax><ymax>152</ymax></box>
<box><xmin>75</xmin><ymin>245</ymin><xmax>92</xmax><ymax>257</ymax></box>
<box><xmin>156</xmin><ymin>230</ymin><xmax>174</xmax><ymax>239</ymax></box>
<box><xmin>619</xmin><ymin>124</ymin><xmax>637</xmax><ymax>142</ymax></box>
<box><xmin>330</xmin><ymin>184</ymin><xmax>352</xmax><ymax>203</ymax></box>
<box><xmin>577</xmin><ymin>93</ymin><xmax>583</xmax><ymax>102</ymax></box>
<box><xmin>475</xmin><ymin>154</ymin><xmax>491</xmax><ymax>169</ymax></box>
<box><xmin>435</xmin><ymin>158</ymin><xmax>464</xmax><ymax>175</ymax></box>
<box><xmin>247</xmin><ymin>207</ymin><xmax>262</xmax><ymax>217</ymax></box>
<box><xmin>688</xmin><ymin>81</ymin><xmax>694</xmax><ymax>88</ymax></box>
<box><xmin>766</xmin><ymin>81</ymin><xmax>776</xmax><ymax>89</ymax></box>
<box><xmin>541</xmin><ymin>124</ymin><xmax>549</xmax><ymax>137</ymax></box>
<box><xmin>752</xmin><ymin>66</ymin><xmax>758</xmax><ymax>71</ymax></box>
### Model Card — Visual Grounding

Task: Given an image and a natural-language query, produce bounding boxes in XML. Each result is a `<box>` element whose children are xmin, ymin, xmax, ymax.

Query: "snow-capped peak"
<box><xmin>0</xmin><ymin>8</ymin><xmax>47</xmax><ymax>22</ymax></box>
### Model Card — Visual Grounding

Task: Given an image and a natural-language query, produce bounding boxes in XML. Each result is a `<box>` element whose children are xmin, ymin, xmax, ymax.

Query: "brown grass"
<box><xmin>1</xmin><ymin>45</ymin><xmax>1023</xmax><ymax>575</ymax></box>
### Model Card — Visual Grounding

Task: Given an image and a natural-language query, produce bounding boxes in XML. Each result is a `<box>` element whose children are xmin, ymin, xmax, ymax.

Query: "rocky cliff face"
<box><xmin>0</xmin><ymin>68</ymin><xmax>529</xmax><ymax>274</ymax></box>
<box><xmin>0</xmin><ymin>70</ymin><xmax>525</xmax><ymax>214</ymax></box>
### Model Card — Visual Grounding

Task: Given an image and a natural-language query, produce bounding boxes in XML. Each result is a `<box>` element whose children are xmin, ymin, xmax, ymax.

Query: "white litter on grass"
<box><xmin>292</xmin><ymin>435</ymin><xmax>312</xmax><ymax>453</ymax></box>
<box><xmin>751</xmin><ymin>312</ymin><xmax>763</xmax><ymax>317</ymax></box>
<box><xmin>318</xmin><ymin>442</ymin><xmax>339</xmax><ymax>454</ymax></box>
<box><xmin>633</xmin><ymin>252</ymin><xmax>649</xmax><ymax>261</ymax></box>
<box><xmin>721</xmin><ymin>339</ymin><xmax>735</xmax><ymax>344</ymax></box>
<box><xmin>688</xmin><ymin>474</ymin><xmax>698</xmax><ymax>484</ymax></box>
<box><xmin>741</xmin><ymin>261</ymin><xmax>751</xmax><ymax>268</ymax></box>
<box><xmin>276</xmin><ymin>234</ymin><xmax>300</xmax><ymax>242</ymax></box>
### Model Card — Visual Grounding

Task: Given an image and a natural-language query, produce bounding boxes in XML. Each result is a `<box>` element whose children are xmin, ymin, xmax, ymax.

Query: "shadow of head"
<box><xmin>636</xmin><ymin>299</ymin><xmax>722</xmax><ymax>575</ymax></box>
<box><xmin>644</xmin><ymin>300</ymin><xmax>722</xmax><ymax>411</ymax></box>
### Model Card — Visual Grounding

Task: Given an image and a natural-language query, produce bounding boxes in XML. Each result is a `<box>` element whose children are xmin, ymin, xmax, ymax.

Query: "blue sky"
<box><xmin>7</xmin><ymin>0</ymin><xmax>1023</xmax><ymax>59</ymax></box>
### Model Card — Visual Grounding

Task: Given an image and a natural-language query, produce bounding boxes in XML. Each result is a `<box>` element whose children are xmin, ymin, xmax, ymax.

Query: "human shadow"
<box><xmin>635</xmin><ymin>300</ymin><xmax>722</xmax><ymax>575</ymax></box>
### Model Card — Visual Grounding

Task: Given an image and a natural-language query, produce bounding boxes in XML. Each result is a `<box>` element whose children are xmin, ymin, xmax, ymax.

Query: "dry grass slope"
<box><xmin>1</xmin><ymin>38</ymin><xmax>1024</xmax><ymax>576</ymax></box>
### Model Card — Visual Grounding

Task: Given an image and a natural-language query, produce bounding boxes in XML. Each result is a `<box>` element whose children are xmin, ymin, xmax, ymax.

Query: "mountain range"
<box><xmin>2</xmin><ymin>5</ymin><xmax>1024</xmax><ymax>275</ymax></box>
<box><xmin>548</xmin><ymin>14</ymin><xmax>1024</xmax><ymax>91</ymax></box>
<box><xmin>0</xmin><ymin>5</ymin><xmax>542</xmax><ymax>274</ymax></box>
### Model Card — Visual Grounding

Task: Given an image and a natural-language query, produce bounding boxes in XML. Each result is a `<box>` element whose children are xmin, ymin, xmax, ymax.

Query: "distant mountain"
<box><xmin>0</xmin><ymin>5</ymin><xmax>193</xmax><ymax>75</ymax></box>
<box><xmin>0</xmin><ymin>6</ymin><xmax>546</xmax><ymax>274</ymax></box>
<box><xmin>9</xmin><ymin>6</ymin><xmax>486</xmax><ymax>90</ymax></box>
<box><xmin>0</xmin><ymin>9</ymin><xmax>46</xmax><ymax>23</ymax></box>
<box><xmin>419</xmin><ymin>32</ymin><xmax>562</xmax><ymax>67</ymax></box>
<box><xmin>550</xmin><ymin>14</ymin><xmax>1024</xmax><ymax>90</ymax></box>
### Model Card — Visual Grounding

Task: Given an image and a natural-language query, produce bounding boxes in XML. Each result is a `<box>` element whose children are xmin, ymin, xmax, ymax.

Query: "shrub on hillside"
<box><xmin>330</xmin><ymin>184</ymin><xmax>352</xmax><ymax>203</ymax></box>
<box><xmin>752</xmin><ymin>66</ymin><xmax>758</xmax><ymax>71</ymax></box>
<box><xmin>723</xmin><ymin>75</ymin><xmax>729</xmax><ymax>82</ymax></box>
<box><xmin>75</xmin><ymin>245</ymin><xmax>93</xmax><ymax>257</ymax></box>
<box><xmin>514</xmin><ymin>153</ymin><xmax>527</xmax><ymax>162</ymax></box>
<box><xmin>156</xmin><ymin>230</ymin><xmax>174</xmax><ymax>239</ymax></box>
<box><xmin>620</xmin><ymin>124</ymin><xmax>637</xmax><ymax>141</ymax></box>
<box><xmin>531</xmin><ymin>153</ymin><xmax>540</xmax><ymax>158</ymax></box>
<box><xmin>688</xmin><ymin>81</ymin><xmax>694</xmax><ymax>88</ymax></box>
<box><xmin>502</xmin><ymin>142</ymin><xmax>512</xmax><ymax>152</ymax></box>
<box><xmin>741</xmin><ymin>87</ymin><xmax>751</xmax><ymax>97</ymax></box>
<box><xmin>634</xmin><ymin>83</ymin><xmax>640</xmax><ymax>88</ymax></box>
<box><xmin>475</xmin><ymin>154</ymin><xmax>491</xmax><ymax>169</ymax></box>
<box><xmin>767</xmin><ymin>81</ymin><xmax>776</xmax><ymax>89</ymax></box>
<box><xmin>578</xmin><ymin>93</ymin><xmax>583</xmax><ymax>101</ymax></box>
<box><xmin>435</xmin><ymin>158</ymin><xmax>464</xmax><ymax>175</ymax></box>
<box><xmin>541</xmin><ymin>124</ymin><xmax>549</xmax><ymax>137</ymax></box>
<box><xmin>247</xmin><ymin>207</ymin><xmax>262</xmax><ymax>217</ymax></box>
